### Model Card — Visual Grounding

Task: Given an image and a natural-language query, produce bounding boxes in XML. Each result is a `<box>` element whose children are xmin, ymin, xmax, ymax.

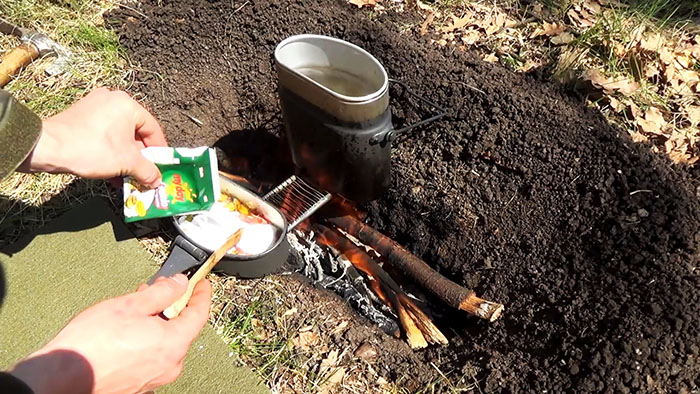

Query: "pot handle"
<box><xmin>147</xmin><ymin>235</ymin><xmax>209</xmax><ymax>284</ymax></box>
<box><xmin>370</xmin><ymin>79</ymin><xmax>446</xmax><ymax>144</ymax></box>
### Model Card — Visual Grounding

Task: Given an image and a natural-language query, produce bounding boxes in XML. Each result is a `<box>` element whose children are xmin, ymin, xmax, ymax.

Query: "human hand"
<box><xmin>9</xmin><ymin>274</ymin><xmax>212</xmax><ymax>394</ymax></box>
<box><xmin>19</xmin><ymin>88</ymin><xmax>168</xmax><ymax>188</ymax></box>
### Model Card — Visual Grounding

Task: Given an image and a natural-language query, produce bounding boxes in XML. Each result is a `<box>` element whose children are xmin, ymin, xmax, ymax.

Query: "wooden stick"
<box><xmin>315</xmin><ymin>224</ymin><xmax>445</xmax><ymax>348</ymax></box>
<box><xmin>326</xmin><ymin>215</ymin><xmax>504</xmax><ymax>322</ymax></box>
<box><xmin>398</xmin><ymin>293</ymin><xmax>447</xmax><ymax>346</ymax></box>
<box><xmin>162</xmin><ymin>228</ymin><xmax>243</xmax><ymax>319</ymax></box>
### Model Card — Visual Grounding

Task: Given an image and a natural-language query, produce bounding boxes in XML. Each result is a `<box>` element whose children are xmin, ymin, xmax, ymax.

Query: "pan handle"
<box><xmin>370</xmin><ymin>79</ymin><xmax>446</xmax><ymax>145</ymax></box>
<box><xmin>148</xmin><ymin>235</ymin><xmax>208</xmax><ymax>284</ymax></box>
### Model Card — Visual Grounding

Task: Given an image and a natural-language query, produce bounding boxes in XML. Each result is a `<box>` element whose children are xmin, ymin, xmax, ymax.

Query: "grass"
<box><xmin>211</xmin><ymin>276</ymin><xmax>359</xmax><ymax>393</ymax></box>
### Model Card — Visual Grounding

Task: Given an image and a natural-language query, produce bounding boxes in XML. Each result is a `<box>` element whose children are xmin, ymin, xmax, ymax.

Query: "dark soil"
<box><xmin>111</xmin><ymin>0</ymin><xmax>700</xmax><ymax>392</ymax></box>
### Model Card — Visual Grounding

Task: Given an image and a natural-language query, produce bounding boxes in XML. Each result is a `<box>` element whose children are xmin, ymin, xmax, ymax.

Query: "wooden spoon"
<box><xmin>162</xmin><ymin>228</ymin><xmax>244</xmax><ymax>319</ymax></box>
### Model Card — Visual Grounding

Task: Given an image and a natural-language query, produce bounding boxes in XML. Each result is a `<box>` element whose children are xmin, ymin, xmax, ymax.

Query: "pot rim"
<box><xmin>274</xmin><ymin>34</ymin><xmax>388</xmax><ymax>104</ymax></box>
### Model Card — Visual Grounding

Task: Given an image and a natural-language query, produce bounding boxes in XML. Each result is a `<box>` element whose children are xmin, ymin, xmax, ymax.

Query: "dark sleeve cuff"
<box><xmin>0</xmin><ymin>372</ymin><xmax>35</xmax><ymax>394</ymax></box>
<box><xmin>0</xmin><ymin>90</ymin><xmax>42</xmax><ymax>180</ymax></box>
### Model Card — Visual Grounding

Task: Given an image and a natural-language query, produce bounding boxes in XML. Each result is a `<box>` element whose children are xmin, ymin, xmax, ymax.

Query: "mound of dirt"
<box><xmin>111</xmin><ymin>0</ymin><xmax>700</xmax><ymax>392</ymax></box>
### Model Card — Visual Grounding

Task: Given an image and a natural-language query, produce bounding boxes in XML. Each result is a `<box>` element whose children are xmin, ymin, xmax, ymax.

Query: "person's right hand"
<box><xmin>9</xmin><ymin>274</ymin><xmax>212</xmax><ymax>394</ymax></box>
<box><xmin>19</xmin><ymin>88</ymin><xmax>168</xmax><ymax>188</ymax></box>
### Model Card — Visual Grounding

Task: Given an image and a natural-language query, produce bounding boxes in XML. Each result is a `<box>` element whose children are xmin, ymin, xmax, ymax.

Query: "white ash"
<box><xmin>287</xmin><ymin>230</ymin><xmax>399</xmax><ymax>335</ymax></box>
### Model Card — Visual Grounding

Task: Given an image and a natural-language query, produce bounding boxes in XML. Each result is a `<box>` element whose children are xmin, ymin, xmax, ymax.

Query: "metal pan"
<box><xmin>149</xmin><ymin>174</ymin><xmax>330</xmax><ymax>282</ymax></box>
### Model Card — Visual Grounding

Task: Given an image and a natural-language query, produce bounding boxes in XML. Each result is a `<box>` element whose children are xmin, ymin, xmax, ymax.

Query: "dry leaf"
<box><xmin>629</xmin><ymin>132</ymin><xmax>649</xmax><ymax>143</ymax></box>
<box><xmin>640</xmin><ymin>33</ymin><xmax>664</xmax><ymax>52</ymax></box>
<box><xmin>675</xmin><ymin>54</ymin><xmax>693</xmax><ymax>70</ymax></box>
<box><xmin>420</xmin><ymin>12</ymin><xmax>435</xmax><ymax>36</ymax></box>
<box><xmin>582</xmin><ymin>0</ymin><xmax>602</xmax><ymax>14</ymax></box>
<box><xmin>483</xmin><ymin>52</ymin><xmax>498</xmax><ymax>63</ymax></box>
<box><xmin>568</xmin><ymin>5</ymin><xmax>596</xmax><ymax>28</ymax></box>
<box><xmin>628</xmin><ymin>101</ymin><xmax>641</xmax><ymax>118</ymax></box>
<box><xmin>636</xmin><ymin>106</ymin><xmax>666</xmax><ymax>135</ymax></box>
<box><xmin>319</xmin><ymin>350</ymin><xmax>339</xmax><ymax>375</ymax></box>
<box><xmin>283</xmin><ymin>307</ymin><xmax>298</xmax><ymax>317</ymax></box>
<box><xmin>461</xmin><ymin>29</ymin><xmax>481</xmax><ymax>45</ymax></box>
<box><xmin>584</xmin><ymin>69</ymin><xmax>639</xmax><ymax>95</ymax></box>
<box><xmin>292</xmin><ymin>330</ymin><xmax>320</xmax><ymax>351</ymax></box>
<box><xmin>551</xmin><ymin>32</ymin><xmax>575</xmax><ymax>45</ymax></box>
<box><xmin>532</xmin><ymin>3</ymin><xmax>544</xmax><ymax>16</ymax></box>
<box><xmin>679</xmin><ymin>69</ymin><xmax>700</xmax><ymax>84</ymax></box>
<box><xmin>518</xmin><ymin>59</ymin><xmax>540</xmax><ymax>72</ymax></box>
<box><xmin>416</xmin><ymin>0</ymin><xmax>433</xmax><ymax>11</ymax></box>
<box><xmin>331</xmin><ymin>320</ymin><xmax>349</xmax><ymax>335</ymax></box>
<box><xmin>686</xmin><ymin>106</ymin><xmax>700</xmax><ymax>127</ymax></box>
<box><xmin>664</xmin><ymin>132</ymin><xmax>698</xmax><ymax>164</ymax></box>
<box><xmin>485</xmin><ymin>13</ymin><xmax>508</xmax><ymax>35</ymax></box>
<box><xmin>530</xmin><ymin>21</ymin><xmax>566</xmax><ymax>38</ymax></box>
<box><xmin>602</xmin><ymin>78</ymin><xmax>639</xmax><ymax>95</ymax></box>
<box><xmin>441</xmin><ymin>13</ymin><xmax>474</xmax><ymax>33</ymax></box>
<box><xmin>319</xmin><ymin>367</ymin><xmax>346</xmax><ymax>394</ymax></box>
<box><xmin>608</xmin><ymin>96</ymin><xmax>624</xmax><ymax>113</ymax></box>
<box><xmin>659</xmin><ymin>47</ymin><xmax>675</xmax><ymax>65</ymax></box>
<box><xmin>644</xmin><ymin>62</ymin><xmax>660</xmax><ymax>78</ymax></box>
<box><xmin>251</xmin><ymin>318</ymin><xmax>271</xmax><ymax>340</ymax></box>
<box><xmin>348</xmin><ymin>0</ymin><xmax>378</xmax><ymax>7</ymax></box>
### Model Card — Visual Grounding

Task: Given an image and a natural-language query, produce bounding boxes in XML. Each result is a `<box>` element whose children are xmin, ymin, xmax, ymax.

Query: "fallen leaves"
<box><xmin>584</xmin><ymin>69</ymin><xmax>640</xmax><ymax>95</ymax></box>
<box><xmin>347</xmin><ymin>0</ymin><xmax>379</xmax><ymax>8</ymax></box>
<box><xmin>318</xmin><ymin>350</ymin><xmax>346</xmax><ymax>394</ymax></box>
<box><xmin>530</xmin><ymin>22</ymin><xmax>566</xmax><ymax>38</ymax></box>
<box><xmin>635</xmin><ymin>107</ymin><xmax>666</xmax><ymax>135</ymax></box>
<box><xmin>413</xmin><ymin>0</ymin><xmax>700</xmax><ymax>165</ymax></box>
<box><xmin>568</xmin><ymin>0</ymin><xmax>605</xmax><ymax>28</ymax></box>
<box><xmin>551</xmin><ymin>32</ymin><xmax>575</xmax><ymax>46</ymax></box>
<box><xmin>483</xmin><ymin>52</ymin><xmax>498</xmax><ymax>63</ymax></box>
<box><xmin>292</xmin><ymin>327</ymin><xmax>320</xmax><ymax>351</ymax></box>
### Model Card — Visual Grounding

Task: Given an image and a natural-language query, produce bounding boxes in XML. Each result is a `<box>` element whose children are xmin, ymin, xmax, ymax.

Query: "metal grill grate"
<box><xmin>263</xmin><ymin>175</ymin><xmax>331</xmax><ymax>230</ymax></box>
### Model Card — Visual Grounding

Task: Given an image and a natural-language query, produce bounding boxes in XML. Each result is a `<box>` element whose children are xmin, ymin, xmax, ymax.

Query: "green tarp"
<box><xmin>0</xmin><ymin>198</ymin><xmax>267</xmax><ymax>394</ymax></box>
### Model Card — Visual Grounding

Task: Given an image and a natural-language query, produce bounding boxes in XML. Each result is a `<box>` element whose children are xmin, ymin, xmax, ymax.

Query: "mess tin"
<box><xmin>275</xmin><ymin>34</ymin><xmax>445</xmax><ymax>203</ymax></box>
<box><xmin>150</xmin><ymin>174</ymin><xmax>330</xmax><ymax>282</ymax></box>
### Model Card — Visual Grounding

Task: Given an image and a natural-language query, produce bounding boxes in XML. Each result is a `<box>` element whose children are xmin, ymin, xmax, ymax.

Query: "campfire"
<box><xmin>262</xmin><ymin>180</ymin><xmax>505</xmax><ymax>349</ymax></box>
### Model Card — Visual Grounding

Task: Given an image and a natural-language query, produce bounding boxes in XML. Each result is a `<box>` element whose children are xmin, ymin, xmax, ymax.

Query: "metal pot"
<box><xmin>275</xmin><ymin>35</ymin><xmax>445</xmax><ymax>203</ymax></box>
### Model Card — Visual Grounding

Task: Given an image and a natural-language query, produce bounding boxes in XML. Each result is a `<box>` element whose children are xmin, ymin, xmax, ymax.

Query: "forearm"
<box><xmin>0</xmin><ymin>90</ymin><xmax>42</xmax><ymax>180</ymax></box>
<box><xmin>8</xmin><ymin>349</ymin><xmax>92</xmax><ymax>394</ymax></box>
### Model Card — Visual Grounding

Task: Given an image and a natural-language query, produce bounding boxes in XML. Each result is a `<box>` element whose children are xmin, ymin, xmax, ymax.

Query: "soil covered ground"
<box><xmin>111</xmin><ymin>0</ymin><xmax>700</xmax><ymax>392</ymax></box>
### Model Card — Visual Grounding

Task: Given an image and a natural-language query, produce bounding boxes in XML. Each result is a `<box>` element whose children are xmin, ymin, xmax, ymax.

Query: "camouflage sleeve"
<box><xmin>0</xmin><ymin>90</ymin><xmax>42</xmax><ymax>180</ymax></box>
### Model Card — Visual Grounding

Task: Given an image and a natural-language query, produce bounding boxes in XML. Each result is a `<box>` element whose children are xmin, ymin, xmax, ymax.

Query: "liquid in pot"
<box><xmin>297</xmin><ymin>66</ymin><xmax>377</xmax><ymax>97</ymax></box>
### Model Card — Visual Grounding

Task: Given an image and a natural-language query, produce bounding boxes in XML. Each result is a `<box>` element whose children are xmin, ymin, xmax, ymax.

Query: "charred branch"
<box><xmin>325</xmin><ymin>215</ymin><xmax>504</xmax><ymax>322</ymax></box>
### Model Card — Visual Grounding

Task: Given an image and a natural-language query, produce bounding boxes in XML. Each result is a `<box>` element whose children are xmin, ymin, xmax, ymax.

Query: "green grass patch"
<box><xmin>0</xmin><ymin>0</ymin><xmax>126</xmax><ymax>116</ymax></box>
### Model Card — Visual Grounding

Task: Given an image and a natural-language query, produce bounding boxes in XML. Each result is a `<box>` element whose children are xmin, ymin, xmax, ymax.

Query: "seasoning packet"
<box><xmin>123</xmin><ymin>147</ymin><xmax>220</xmax><ymax>222</ymax></box>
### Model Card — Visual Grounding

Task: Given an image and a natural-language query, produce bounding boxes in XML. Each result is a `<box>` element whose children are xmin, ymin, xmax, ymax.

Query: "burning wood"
<box><xmin>314</xmin><ymin>223</ymin><xmax>448</xmax><ymax>349</ymax></box>
<box><xmin>325</xmin><ymin>215</ymin><xmax>504</xmax><ymax>322</ymax></box>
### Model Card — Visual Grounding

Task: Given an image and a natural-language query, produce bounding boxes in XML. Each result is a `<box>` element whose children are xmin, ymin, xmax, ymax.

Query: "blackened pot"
<box><xmin>275</xmin><ymin>35</ymin><xmax>445</xmax><ymax>203</ymax></box>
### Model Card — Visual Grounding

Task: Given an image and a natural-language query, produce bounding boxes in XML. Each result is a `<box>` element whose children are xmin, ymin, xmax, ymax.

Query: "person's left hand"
<box><xmin>19</xmin><ymin>88</ymin><xmax>168</xmax><ymax>188</ymax></box>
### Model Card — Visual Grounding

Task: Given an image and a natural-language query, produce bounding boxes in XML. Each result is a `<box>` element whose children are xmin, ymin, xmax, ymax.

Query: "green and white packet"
<box><xmin>123</xmin><ymin>147</ymin><xmax>220</xmax><ymax>222</ymax></box>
